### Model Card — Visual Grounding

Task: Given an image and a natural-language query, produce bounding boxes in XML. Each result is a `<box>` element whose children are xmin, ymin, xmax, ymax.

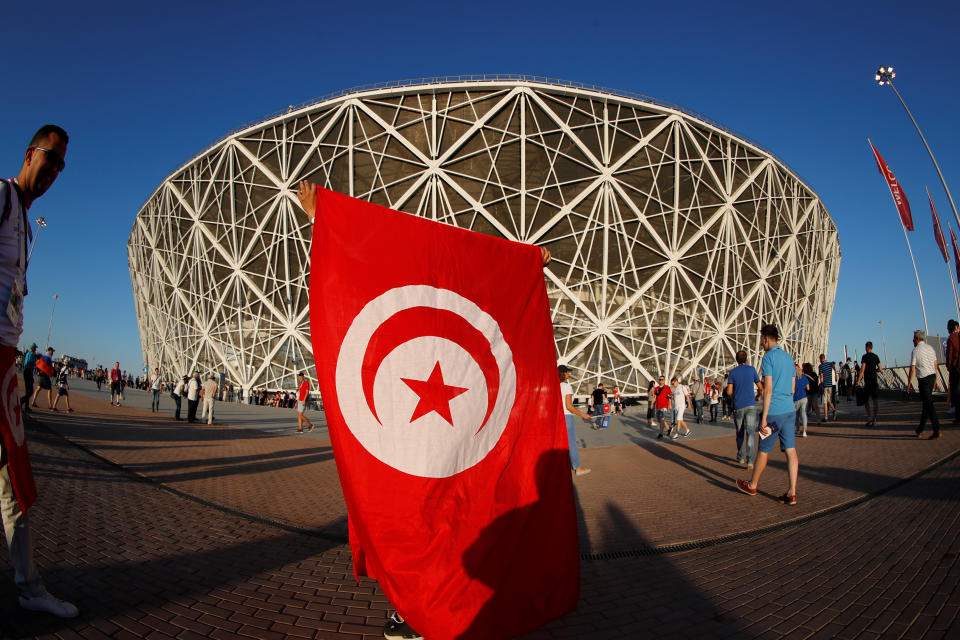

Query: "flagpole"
<box><xmin>950</xmin><ymin>222</ymin><xmax>960</xmax><ymax>318</ymax></box>
<box><xmin>876</xmin><ymin>67</ymin><xmax>960</xmax><ymax>233</ymax></box>
<box><xmin>900</xmin><ymin>222</ymin><xmax>929</xmax><ymax>335</ymax></box>
<box><xmin>868</xmin><ymin>137</ymin><xmax>929</xmax><ymax>335</ymax></box>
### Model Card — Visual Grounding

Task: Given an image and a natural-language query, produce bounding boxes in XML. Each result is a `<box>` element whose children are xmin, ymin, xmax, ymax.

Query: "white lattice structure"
<box><xmin>128</xmin><ymin>76</ymin><xmax>840</xmax><ymax>397</ymax></box>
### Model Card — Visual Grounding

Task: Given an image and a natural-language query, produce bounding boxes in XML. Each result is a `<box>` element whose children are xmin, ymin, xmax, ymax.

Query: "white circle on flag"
<box><xmin>2</xmin><ymin>364</ymin><xmax>24</xmax><ymax>446</ymax></box>
<box><xmin>335</xmin><ymin>285</ymin><xmax>516</xmax><ymax>478</ymax></box>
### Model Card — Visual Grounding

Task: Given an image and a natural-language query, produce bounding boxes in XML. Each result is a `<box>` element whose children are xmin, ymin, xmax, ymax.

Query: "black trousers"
<box><xmin>187</xmin><ymin>399</ymin><xmax>199</xmax><ymax>422</ymax></box>
<box><xmin>918</xmin><ymin>374</ymin><xmax>940</xmax><ymax>433</ymax></box>
<box><xmin>173</xmin><ymin>395</ymin><xmax>182</xmax><ymax>420</ymax></box>
<box><xmin>950</xmin><ymin>367</ymin><xmax>960</xmax><ymax>421</ymax></box>
<box><xmin>21</xmin><ymin>369</ymin><xmax>34</xmax><ymax>406</ymax></box>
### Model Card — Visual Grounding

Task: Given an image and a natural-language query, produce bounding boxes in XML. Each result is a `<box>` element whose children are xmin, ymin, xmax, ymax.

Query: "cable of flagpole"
<box><xmin>876</xmin><ymin>67</ymin><xmax>960</xmax><ymax>232</ymax></box>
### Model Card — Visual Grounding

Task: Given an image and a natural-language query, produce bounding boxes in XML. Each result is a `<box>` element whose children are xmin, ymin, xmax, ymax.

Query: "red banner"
<box><xmin>0</xmin><ymin>346</ymin><xmax>37</xmax><ymax>511</ymax></box>
<box><xmin>870</xmin><ymin>141</ymin><xmax>914</xmax><ymax>231</ymax></box>
<box><xmin>929</xmin><ymin>187</ymin><xmax>949</xmax><ymax>263</ymax></box>
<box><xmin>952</xmin><ymin>227</ymin><xmax>960</xmax><ymax>283</ymax></box>
<box><xmin>309</xmin><ymin>188</ymin><xmax>579</xmax><ymax>640</ymax></box>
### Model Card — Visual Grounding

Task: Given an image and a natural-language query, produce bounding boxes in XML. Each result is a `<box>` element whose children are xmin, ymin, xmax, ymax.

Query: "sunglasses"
<box><xmin>31</xmin><ymin>146</ymin><xmax>66</xmax><ymax>172</ymax></box>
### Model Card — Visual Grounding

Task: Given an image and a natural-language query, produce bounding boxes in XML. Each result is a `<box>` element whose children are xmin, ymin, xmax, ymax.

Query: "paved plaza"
<box><xmin>0</xmin><ymin>380</ymin><xmax>957</xmax><ymax>639</ymax></box>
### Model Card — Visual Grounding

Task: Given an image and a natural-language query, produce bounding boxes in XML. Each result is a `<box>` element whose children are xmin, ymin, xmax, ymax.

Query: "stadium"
<box><xmin>128</xmin><ymin>76</ymin><xmax>841</xmax><ymax>397</ymax></box>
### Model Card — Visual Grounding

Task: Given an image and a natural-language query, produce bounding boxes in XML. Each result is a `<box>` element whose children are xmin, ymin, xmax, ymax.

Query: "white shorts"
<box><xmin>296</xmin><ymin>401</ymin><xmax>306</xmax><ymax>413</ymax></box>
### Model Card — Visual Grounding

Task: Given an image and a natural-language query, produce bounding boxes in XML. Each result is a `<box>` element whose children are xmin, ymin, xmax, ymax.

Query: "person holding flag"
<box><xmin>296</xmin><ymin>181</ymin><xmax>579</xmax><ymax>640</ymax></box>
<box><xmin>0</xmin><ymin>125</ymin><xmax>78</xmax><ymax>617</ymax></box>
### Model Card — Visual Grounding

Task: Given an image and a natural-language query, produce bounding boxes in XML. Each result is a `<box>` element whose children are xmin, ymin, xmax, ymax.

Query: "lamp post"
<box><xmin>45</xmin><ymin>295</ymin><xmax>59</xmax><ymax>350</ymax></box>
<box><xmin>876</xmin><ymin>66</ymin><xmax>960</xmax><ymax>231</ymax></box>
<box><xmin>878</xmin><ymin>320</ymin><xmax>888</xmax><ymax>369</ymax></box>
<box><xmin>27</xmin><ymin>217</ymin><xmax>46</xmax><ymax>263</ymax></box>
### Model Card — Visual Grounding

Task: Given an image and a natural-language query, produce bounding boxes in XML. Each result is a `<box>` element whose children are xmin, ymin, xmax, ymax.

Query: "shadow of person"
<box><xmin>460</xmin><ymin>449</ymin><xmax>579</xmax><ymax>640</ymax></box>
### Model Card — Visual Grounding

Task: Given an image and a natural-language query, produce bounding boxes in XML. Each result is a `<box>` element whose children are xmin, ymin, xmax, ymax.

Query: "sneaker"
<box><xmin>779</xmin><ymin>493</ymin><xmax>798</xmax><ymax>506</ymax></box>
<box><xmin>307</xmin><ymin>424</ymin><xmax>314</xmax><ymax>432</ymax></box>
<box><xmin>671</xmin><ymin>432</ymin><xmax>679</xmax><ymax>440</ymax></box>
<box><xmin>802</xmin><ymin>431</ymin><xmax>807</xmax><ymax>438</ymax></box>
<box><xmin>574</xmin><ymin>468</ymin><xmax>592</xmax><ymax>477</ymax></box>
<box><xmin>736</xmin><ymin>479</ymin><xmax>757</xmax><ymax>496</ymax></box>
<box><xmin>930</xmin><ymin>432</ymin><xmax>942</xmax><ymax>440</ymax></box>
<box><xmin>746</xmin><ymin>463</ymin><xmax>754</xmax><ymax>470</ymax></box>
<box><xmin>18</xmin><ymin>590</ymin><xmax>79</xmax><ymax>618</ymax></box>
<box><xmin>383</xmin><ymin>613</ymin><xmax>423</xmax><ymax>640</ymax></box>
<box><xmin>683</xmin><ymin>431</ymin><xmax>691</xmax><ymax>438</ymax></box>
<box><xmin>657</xmin><ymin>433</ymin><xmax>663</xmax><ymax>440</ymax></box>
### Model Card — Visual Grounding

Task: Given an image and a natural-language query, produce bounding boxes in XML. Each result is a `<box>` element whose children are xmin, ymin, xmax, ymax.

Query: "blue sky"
<box><xmin>3</xmin><ymin>0</ymin><xmax>959</xmax><ymax>371</ymax></box>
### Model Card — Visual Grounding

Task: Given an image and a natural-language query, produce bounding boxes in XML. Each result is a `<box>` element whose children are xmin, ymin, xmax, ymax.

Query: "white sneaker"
<box><xmin>671</xmin><ymin>432</ymin><xmax>680</xmax><ymax>440</ymax></box>
<box><xmin>19</xmin><ymin>590</ymin><xmax>79</xmax><ymax>618</ymax></box>
<box><xmin>574</xmin><ymin>468</ymin><xmax>592</xmax><ymax>476</ymax></box>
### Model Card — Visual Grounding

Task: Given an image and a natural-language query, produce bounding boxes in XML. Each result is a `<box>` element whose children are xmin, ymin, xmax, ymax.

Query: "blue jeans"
<box><xmin>733</xmin><ymin>405</ymin><xmax>758</xmax><ymax>464</ymax></box>
<box><xmin>151</xmin><ymin>389</ymin><xmax>161</xmax><ymax>412</ymax></box>
<box><xmin>173</xmin><ymin>395</ymin><xmax>182</xmax><ymax>419</ymax></box>
<box><xmin>693</xmin><ymin>399</ymin><xmax>703</xmax><ymax>422</ymax></box>
<box><xmin>795</xmin><ymin>397</ymin><xmax>808</xmax><ymax>433</ymax></box>
<box><xmin>565</xmin><ymin>415</ymin><xmax>581</xmax><ymax>469</ymax></box>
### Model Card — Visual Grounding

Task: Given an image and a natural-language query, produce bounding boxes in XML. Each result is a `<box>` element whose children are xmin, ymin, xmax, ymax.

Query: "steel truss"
<box><xmin>128</xmin><ymin>79</ymin><xmax>841</xmax><ymax>397</ymax></box>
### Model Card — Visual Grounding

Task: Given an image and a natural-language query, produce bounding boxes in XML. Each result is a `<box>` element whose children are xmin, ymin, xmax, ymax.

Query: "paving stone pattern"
<box><xmin>1</xmin><ymin>386</ymin><xmax>956</xmax><ymax>639</ymax></box>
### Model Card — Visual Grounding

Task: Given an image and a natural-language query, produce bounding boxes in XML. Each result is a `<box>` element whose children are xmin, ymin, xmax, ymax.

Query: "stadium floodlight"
<box><xmin>876</xmin><ymin>66</ymin><xmax>895</xmax><ymax>86</ymax></box>
<box><xmin>28</xmin><ymin>217</ymin><xmax>47</xmax><ymax>263</ymax></box>
<box><xmin>129</xmin><ymin>77</ymin><xmax>840</xmax><ymax>397</ymax></box>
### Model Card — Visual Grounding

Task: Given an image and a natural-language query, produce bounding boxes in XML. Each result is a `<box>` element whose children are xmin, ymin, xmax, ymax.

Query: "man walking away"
<box><xmin>296</xmin><ymin>372</ymin><xmax>314</xmax><ymax>433</ymax></box>
<box><xmin>693</xmin><ymin>378</ymin><xmax>705</xmax><ymax>424</ymax></box>
<box><xmin>187</xmin><ymin>373</ymin><xmax>201</xmax><ymax>423</ymax></box>
<box><xmin>947</xmin><ymin>320</ymin><xmax>960</xmax><ymax>424</ymax></box>
<box><xmin>794</xmin><ymin>363</ymin><xmax>810</xmax><ymax>438</ymax></box>
<box><xmin>737</xmin><ymin>324</ymin><xmax>799</xmax><ymax>505</ymax></box>
<box><xmin>172</xmin><ymin>376</ymin><xmax>185</xmax><ymax>420</ymax></box>
<box><xmin>590</xmin><ymin>383</ymin><xmax>607</xmax><ymax>430</ymax></box>
<box><xmin>818</xmin><ymin>354</ymin><xmax>838</xmax><ymax>422</ymax></box>
<box><xmin>20</xmin><ymin>343</ymin><xmax>37</xmax><ymax>413</ymax></box>
<box><xmin>840</xmin><ymin>358</ymin><xmax>853</xmax><ymax>402</ymax></box>
<box><xmin>0</xmin><ymin>124</ymin><xmax>78</xmax><ymax>616</ymax></box>
<box><xmin>149</xmin><ymin>367</ymin><xmax>162</xmax><ymax>412</ymax></box>
<box><xmin>727</xmin><ymin>350</ymin><xmax>762</xmax><ymax>468</ymax></box>
<box><xmin>50</xmin><ymin>364</ymin><xmax>73</xmax><ymax>413</ymax></box>
<box><xmin>201</xmin><ymin>375</ymin><xmax>217</xmax><ymax>425</ymax></box>
<box><xmin>856</xmin><ymin>342</ymin><xmax>882</xmax><ymax>426</ymax></box>
<box><xmin>907</xmin><ymin>330</ymin><xmax>941</xmax><ymax>439</ymax></box>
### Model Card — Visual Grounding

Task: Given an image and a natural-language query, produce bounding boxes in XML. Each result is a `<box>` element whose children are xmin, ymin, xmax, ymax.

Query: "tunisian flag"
<box><xmin>309</xmin><ymin>187</ymin><xmax>579</xmax><ymax>640</ymax></box>
<box><xmin>869</xmin><ymin>140</ymin><xmax>914</xmax><ymax>231</ymax></box>
<box><xmin>0</xmin><ymin>346</ymin><xmax>37</xmax><ymax>511</ymax></box>
<box><xmin>929</xmin><ymin>187</ymin><xmax>949</xmax><ymax>263</ymax></box>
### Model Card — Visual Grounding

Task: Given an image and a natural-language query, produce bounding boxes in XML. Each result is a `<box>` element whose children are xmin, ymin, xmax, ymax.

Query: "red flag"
<box><xmin>309</xmin><ymin>188</ymin><xmax>579</xmax><ymax>640</ymax></box>
<box><xmin>0</xmin><ymin>346</ymin><xmax>37</xmax><ymax>511</ymax></box>
<box><xmin>952</xmin><ymin>227</ymin><xmax>960</xmax><ymax>283</ymax></box>
<box><xmin>929</xmin><ymin>187</ymin><xmax>949</xmax><ymax>263</ymax></box>
<box><xmin>869</xmin><ymin>140</ymin><xmax>914</xmax><ymax>231</ymax></box>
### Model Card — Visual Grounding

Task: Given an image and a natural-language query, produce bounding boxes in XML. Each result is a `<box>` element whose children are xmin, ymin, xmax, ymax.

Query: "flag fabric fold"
<box><xmin>309</xmin><ymin>187</ymin><xmax>579</xmax><ymax>640</ymax></box>
<box><xmin>929</xmin><ymin>187</ymin><xmax>949</xmax><ymax>263</ymax></box>
<box><xmin>870</xmin><ymin>140</ymin><xmax>914</xmax><ymax>231</ymax></box>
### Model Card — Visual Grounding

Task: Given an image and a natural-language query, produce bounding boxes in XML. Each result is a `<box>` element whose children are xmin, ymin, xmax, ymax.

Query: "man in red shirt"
<box><xmin>296</xmin><ymin>372</ymin><xmax>313</xmax><ymax>433</ymax></box>
<box><xmin>653</xmin><ymin>375</ymin><xmax>673</xmax><ymax>439</ymax></box>
<box><xmin>109</xmin><ymin>362</ymin><xmax>122</xmax><ymax>406</ymax></box>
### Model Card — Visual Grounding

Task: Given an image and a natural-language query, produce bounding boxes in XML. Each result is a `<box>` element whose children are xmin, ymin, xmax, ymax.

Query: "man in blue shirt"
<box><xmin>818</xmin><ymin>354</ymin><xmax>838</xmax><ymax>423</ymax></box>
<box><xmin>793</xmin><ymin>363</ymin><xmax>810</xmax><ymax>438</ymax></box>
<box><xmin>20</xmin><ymin>343</ymin><xmax>37</xmax><ymax>413</ymax></box>
<box><xmin>737</xmin><ymin>324</ymin><xmax>799</xmax><ymax>505</ymax></box>
<box><xmin>726</xmin><ymin>351</ymin><xmax>762</xmax><ymax>469</ymax></box>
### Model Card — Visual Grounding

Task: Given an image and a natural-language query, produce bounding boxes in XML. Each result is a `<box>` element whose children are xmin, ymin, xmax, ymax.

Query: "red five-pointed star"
<box><xmin>401</xmin><ymin>361</ymin><xmax>469</xmax><ymax>426</ymax></box>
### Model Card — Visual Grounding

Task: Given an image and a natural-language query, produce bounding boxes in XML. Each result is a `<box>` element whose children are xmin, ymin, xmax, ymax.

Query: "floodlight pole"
<box><xmin>45</xmin><ymin>294</ymin><xmax>59</xmax><ymax>350</ymax></box>
<box><xmin>878</xmin><ymin>320</ymin><xmax>888</xmax><ymax>369</ymax></box>
<box><xmin>28</xmin><ymin>217</ymin><xmax>47</xmax><ymax>264</ymax></box>
<box><xmin>877</xmin><ymin>66</ymin><xmax>960</xmax><ymax>232</ymax></box>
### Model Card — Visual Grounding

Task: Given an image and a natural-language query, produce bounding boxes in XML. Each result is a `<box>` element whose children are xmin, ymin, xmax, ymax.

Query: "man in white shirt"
<box><xmin>906</xmin><ymin>330</ymin><xmax>941</xmax><ymax>439</ymax></box>
<box><xmin>0</xmin><ymin>125</ymin><xmax>78</xmax><ymax>617</ymax></box>
<box><xmin>186</xmin><ymin>373</ymin><xmax>201</xmax><ymax>423</ymax></box>
<box><xmin>149</xmin><ymin>367</ymin><xmax>163</xmax><ymax>412</ymax></box>
<box><xmin>559</xmin><ymin>365</ymin><xmax>593</xmax><ymax>476</ymax></box>
<box><xmin>172</xmin><ymin>376</ymin><xmax>185</xmax><ymax>421</ymax></box>
<box><xmin>201</xmin><ymin>375</ymin><xmax>218</xmax><ymax>425</ymax></box>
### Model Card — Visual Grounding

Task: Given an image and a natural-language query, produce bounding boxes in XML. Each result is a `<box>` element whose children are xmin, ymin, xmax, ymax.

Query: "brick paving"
<box><xmin>0</xmin><ymin>387</ymin><xmax>956</xmax><ymax>638</ymax></box>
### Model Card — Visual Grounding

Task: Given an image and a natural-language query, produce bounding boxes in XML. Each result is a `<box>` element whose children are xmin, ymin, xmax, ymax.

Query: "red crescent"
<box><xmin>360</xmin><ymin>307</ymin><xmax>500</xmax><ymax>434</ymax></box>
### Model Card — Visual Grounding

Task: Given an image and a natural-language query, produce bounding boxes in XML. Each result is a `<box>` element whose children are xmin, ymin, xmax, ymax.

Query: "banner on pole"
<box><xmin>952</xmin><ymin>227</ymin><xmax>960</xmax><ymax>283</ymax></box>
<box><xmin>869</xmin><ymin>140</ymin><xmax>914</xmax><ymax>231</ymax></box>
<box><xmin>929</xmin><ymin>187</ymin><xmax>949</xmax><ymax>263</ymax></box>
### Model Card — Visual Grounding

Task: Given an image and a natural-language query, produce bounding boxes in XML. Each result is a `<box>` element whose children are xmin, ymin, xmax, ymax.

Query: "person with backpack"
<box><xmin>0</xmin><ymin>124</ymin><xmax>78</xmax><ymax>617</ymax></box>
